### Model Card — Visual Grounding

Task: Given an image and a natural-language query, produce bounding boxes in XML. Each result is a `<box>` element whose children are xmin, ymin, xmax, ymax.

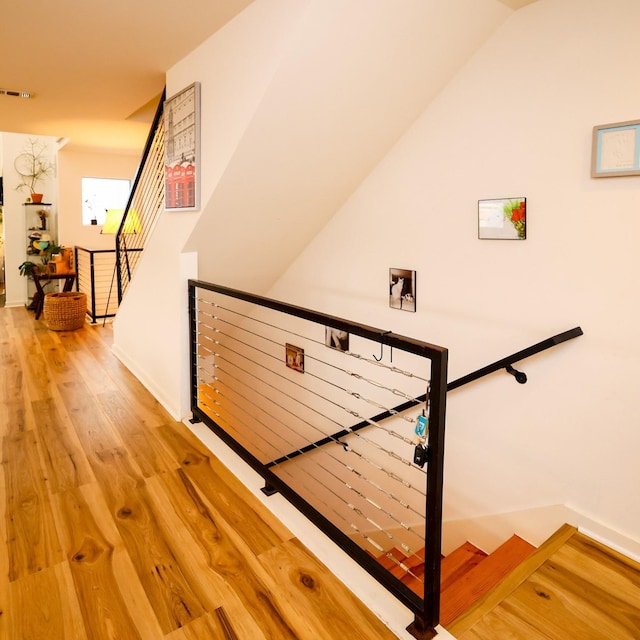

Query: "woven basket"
<box><xmin>43</xmin><ymin>292</ymin><xmax>87</xmax><ymax>331</ymax></box>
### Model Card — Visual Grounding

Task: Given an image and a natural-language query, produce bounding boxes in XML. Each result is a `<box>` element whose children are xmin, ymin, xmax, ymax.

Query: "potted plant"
<box><xmin>18</xmin><ymin>261</ymin><xmax>47</xmax><ymax>277</ymax></box>
<box><xmin>13</xmin><ymin>138</ymin><xmax>54</xmax><ymax>203</ymax></box>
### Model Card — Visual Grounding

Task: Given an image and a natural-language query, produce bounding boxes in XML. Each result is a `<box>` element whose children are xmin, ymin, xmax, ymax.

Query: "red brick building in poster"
<box><xmin>164</xmin><ymin>84</ymin><xmax>198</xmax><ymax>209</ymax></box>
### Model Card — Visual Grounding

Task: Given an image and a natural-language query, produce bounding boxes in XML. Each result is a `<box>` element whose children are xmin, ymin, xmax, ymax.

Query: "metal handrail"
<box><xmin>447</xmin><ymin>326</ymin><xmax>583</xmax><ymax>392</ymax></box>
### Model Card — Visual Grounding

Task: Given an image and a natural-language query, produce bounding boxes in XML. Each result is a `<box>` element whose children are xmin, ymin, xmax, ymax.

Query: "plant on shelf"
<box><xmin>18</xmin><ymin>261</ymin><xmax>47</xmax><ymax>277</ymax></box>
<box><xmin>14</xmin><ymin>138</ymin><xmax>55</xmax><ymax>203</ymax></box>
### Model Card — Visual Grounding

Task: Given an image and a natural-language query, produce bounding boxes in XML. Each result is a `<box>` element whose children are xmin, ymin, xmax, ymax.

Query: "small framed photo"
<box><xmin>592</xmin><ymin>119</ymin><xmax>640</xmax><ymax>178</ymax></box>
<box><xmin>478</xmin><ymin>197</ymin><xmax>526</xmax><ymax>240</ymax></box>
<box><xmin>285</xmin><ymin>343</ymin><xmax>304</xmax><ymax>373</ymax></box>
<box><xmin>389</xmin><ymin>268</ymin><xmax>416</xmax><ymax>312</ymax></box>
<box><xmin>325</xmin><ymin>327</ymin><xmax>349</xmax><ymax>351</ymax></box>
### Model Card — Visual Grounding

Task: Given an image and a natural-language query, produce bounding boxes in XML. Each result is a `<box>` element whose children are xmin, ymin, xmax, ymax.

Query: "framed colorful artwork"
<box><xmin>164</xmin><ymin>82</ymin><xmax>201</xmax><ymax>211</ymax></box>
<box><xmin>478</xmin><ymin>197</ymin><xmax>526</xmax><ymax>240</ymax></box>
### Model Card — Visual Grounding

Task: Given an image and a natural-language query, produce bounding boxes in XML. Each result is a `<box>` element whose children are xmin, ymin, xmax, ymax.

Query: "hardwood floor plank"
<box><xmin>2</xmin><ymin>430</ymin><xmax>63</xmax><ymax>581</ymax></box>
<box><xmin>96</xmin><ymin>390</ymin><xmax>179</xmax><ymax>477</ymax></box>
<box><xmin>35</xmin><ymin>328</ymin><xmax>76</xmax><ymax>384</ymax></box>
<box><xmin>0</xmin><ymin>330</ymin><xmax>33</xmax><ymax>437</ymax></box>
<box><xmin>155</xmin><ymin>423</ymin><xmax>293</xmax><ymax>554</ymax></box>
<box><xmin>164</xmin><ymin>609</ymin><xmax>245</xmax><ymax>640</ymax></box>
<box><xmin>89</xmin><ymin>447</ymin><xmax>205</xmax><ymax>634</ymax></box>
<box><xmin>0</xmin><ymin>379</ymin><xmax>30</xmax><ymax>439</ymax></box>
<box><xmin>456</xmin><ymin>526</ymin><xmax>640</xmax><ymax>640</ymax></box>
<box><xmin>13</xmin><ymin>325</ymin><xmax>55</xmax><ymax>404</ymax></box>
<box><xmin>458</xmin><ymin>603</ymin><xmax>555</xmax><ymax>640</ymax></box>
<box><xmin>147</xmin><ymin>469</ymin><xmax>297</xmax><ymax>640</ymax></box>
<box><xmin>258</xmin><ymin>537</ymin><xmax>399</xmax><ymax>640</ymax></box>
<box><xmin>32</xmin><ymin>397</ymin><xmax>95</xmax><ymax>493</ymax></box>
<box><xmin>87</xmin><ymin>343</ymin><xmax>174</xmax><ymax>425</ymax></box>
<box><xmin>0</xmin><ymin>434</ymin><xmax>9</xmax><ymax>640</ymax></box>
<box><xmin>558</xmin><ymin>533</ymin><xmax>640</xmax><ymax>609</ymax></box>
<box><xmin>52</xmin><ymin>484</ymin><xmax>161</xmax><ymax>640</ymax></box>
<box><xmin>8</xmin><ymin>563</ymin><xmax>88</xmax><ymax>640</ymax></box>
<box><xmin>65</xmin><ymin>347</ymin><xmax>120</xmax><ymax>396</ymax></box>
<box><xmin>56</xmin><ymin>378</ymin><xmax>125</xmax><ymax>454</ymax></box>
<box><xmin>506</xmin><ymin>570</ymin><xmax>623</xmax><ymax>639</ymax></box>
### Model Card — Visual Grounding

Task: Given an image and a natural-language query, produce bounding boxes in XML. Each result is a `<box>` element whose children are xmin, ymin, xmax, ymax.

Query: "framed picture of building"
<box><xmin>164</xmin><ymin>82</ymin><xmax>201</xmax><ymax>211</ymax></box>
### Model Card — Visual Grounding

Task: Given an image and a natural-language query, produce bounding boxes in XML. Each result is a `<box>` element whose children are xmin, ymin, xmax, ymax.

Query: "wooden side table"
<box><xmin>31</xmin><ymin>272</ymin><xmax>77</xmax><ymax>320</ymax></box>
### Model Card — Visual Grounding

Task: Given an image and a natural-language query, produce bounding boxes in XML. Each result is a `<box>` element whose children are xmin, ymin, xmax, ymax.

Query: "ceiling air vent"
<box><xmin>0</xmin><ymin>88</ymin><xmax>32</xmax><ymax>98</ymax></box>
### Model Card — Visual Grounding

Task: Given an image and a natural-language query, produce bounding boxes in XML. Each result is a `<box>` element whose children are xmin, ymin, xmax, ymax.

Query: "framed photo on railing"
<box><xmin>164</xmin><ymin>82</ymin><xmax>201</xmax><ymax>211</ymax></box>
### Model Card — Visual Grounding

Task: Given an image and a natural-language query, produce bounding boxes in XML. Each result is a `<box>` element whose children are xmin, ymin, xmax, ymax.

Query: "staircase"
<box><xmin>374</xmin><ymin>532</ymin><xmax>536</xmax><ymax>627</ymax></box>
<box><xmin>376</xmin><ymin>522</ymin><xmax>640</xmax><ymax>638</ymax></box>
<box><xmin>440</xmin><ymin>533</ymin><xmax>535</xmax><ymax>627</ymax></box>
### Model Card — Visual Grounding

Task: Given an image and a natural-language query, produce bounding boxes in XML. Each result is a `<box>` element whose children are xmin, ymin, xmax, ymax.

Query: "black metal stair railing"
<box><xmin>188</xmin><ymin>278</ymin><xmax>583</xmax><ymax>639</ymax></box>
<box><xmin>189</xmin><ymin>280</ymin><xmax>448</xmax><ymax>639</ymax></box>
<box><xmin>114</xmin><ymin>89</ymin><xmax>166</xmax><ymax>305</ymax></box>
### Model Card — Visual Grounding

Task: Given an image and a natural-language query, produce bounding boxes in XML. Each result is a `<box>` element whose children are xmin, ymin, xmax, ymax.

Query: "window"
<box><xmin>81</xmin><ymin>177</ymin><xmax>130</xmax><ymax>226</ymax></box>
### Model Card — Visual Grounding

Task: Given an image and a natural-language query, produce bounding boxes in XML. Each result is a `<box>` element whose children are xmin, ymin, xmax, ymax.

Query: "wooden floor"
<box><xmin>0</xmin><ymin>307</ymin><xmax>399</xmax><ymax>640</ymax></box>
<box><xmin>448</xmin><ymin>525</ymin><xmax>640</xmax><ymax>639</ymax></box>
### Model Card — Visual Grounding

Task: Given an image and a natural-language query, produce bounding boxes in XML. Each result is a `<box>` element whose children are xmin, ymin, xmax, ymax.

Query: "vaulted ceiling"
<box><xmin>0</xmin><ymin>0</ymin><xmax>536</xmax><ymax>155</ymax></box>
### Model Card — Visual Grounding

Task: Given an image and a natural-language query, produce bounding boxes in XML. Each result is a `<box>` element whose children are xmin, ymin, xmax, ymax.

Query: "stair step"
<box><xmin>440</xmin><ymin>541</ymin><xmax>487</xmax><ymax>591</ymax></box>
<box><xmin>440</xmin><ymin>534</ymin><xmax>536</xmax><ymax>627</ymax></box>
<box><xmin>447</xmin><ymin>523</ymin><xmax>578</xmax><ymax>637</ymax></box>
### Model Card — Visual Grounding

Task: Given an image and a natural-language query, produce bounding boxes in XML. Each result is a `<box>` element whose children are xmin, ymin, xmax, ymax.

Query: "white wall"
<box><xmin>268</xmin><ymin>0</ymin><xmax>640</xmax><ymax>543</ymax></box>
<box><xmin>183</xmin><ymin>0</ymin><xmax>510</xmax><ymax>292</ymax></box>
<box><xmin>113</xmin><ymin>0</ymin><xmax>640</xmax><ymax>544</ymax></box>
<box><xmin>112</xmin><ymin>0</ymin><xmax>312</xmax><ymax>419</ymax></box>
<box><xmin>57</xmin><ymin>148</ymin><xmax>140</xmax><ymax>250</ymax></box>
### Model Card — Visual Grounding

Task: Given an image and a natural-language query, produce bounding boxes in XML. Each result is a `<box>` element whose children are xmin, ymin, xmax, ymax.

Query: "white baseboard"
<box><xmin>111</xmin><ymin>343</ymin><xmax>181</xmax><ymax>421</ymax></box>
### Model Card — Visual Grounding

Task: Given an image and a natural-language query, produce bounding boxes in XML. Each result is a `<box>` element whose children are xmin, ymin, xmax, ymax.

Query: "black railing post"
<box><xmin>74</xmin><ymin>247</ymin><xmax>80</xmax><ymax>292</ymax></box>
<box><xmin>188</xmin><ymin>281</ymin><xmax>199</xmax><ymax>415</ymax></box>
<box><xmin>411</xmin><ymin>348</ymin><xmax>448</xmax><ymax>638</ymax></box>
<box><xmin>115</xmin><ymin>237</ymin><xmax>123</xmax><ymax>305</ymax></box>
<box><xmin>89</xmin><ymin>249</ymin><xmax>97</xmax><ymax>323</ymax></box>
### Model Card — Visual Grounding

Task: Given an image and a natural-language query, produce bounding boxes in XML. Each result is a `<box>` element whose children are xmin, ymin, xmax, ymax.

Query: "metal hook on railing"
<box><xmin>373</xmin><ymin>333</ymin><xmax>393</xmax><ymax>362</ymax></box>
<box><xmin>506</xmin><ymin>364</ymin><xmax>527</xmax><ymax>384</ymax></box>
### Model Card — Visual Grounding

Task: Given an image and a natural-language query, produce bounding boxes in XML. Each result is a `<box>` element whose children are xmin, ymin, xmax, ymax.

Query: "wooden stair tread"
<box><xmin>447</xmin><ymin>523</ymin><xmax>578</xmax><ymax>637</ymax></box>
<box><xmin>440</xmin><ymin>534</ymin><xmax>536</xmax><ymax>627</ymax></box>
<box><xmin>441</xmin><ymin>541</ymin><xmax>487</xmax><ymax>591</ymax></box>
<box><xmin>377</xmin><ymin>547</ymin><xmax>407</xmax><ymax>571</ymax></box>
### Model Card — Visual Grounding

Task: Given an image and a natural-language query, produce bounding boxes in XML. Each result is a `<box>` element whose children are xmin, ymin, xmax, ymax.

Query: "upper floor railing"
<box><xmin>188</xmin><ymin>278</ymin><xmax>584</xmax><ymax>638</ymax></box>
<box><xmin>189</xmin><ymin>280</ymin><xmax>448</xmax><ymax>638</ymax></box>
